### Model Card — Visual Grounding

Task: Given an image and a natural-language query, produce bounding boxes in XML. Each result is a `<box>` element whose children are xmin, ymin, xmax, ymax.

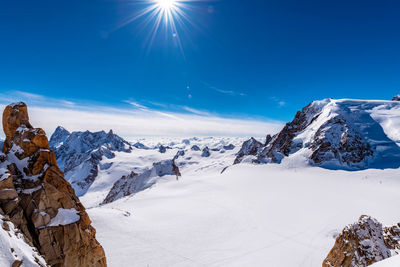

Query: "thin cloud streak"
<box><xmin>124</xmin><ymin>100</ymin><xmax>150</xmax><ymax>111</ymax></box>
<box><xmin>204</xmin><ymin>82</ymin><xmax>246</xmax><ymax>97</ymax></box>
<box><xmin>181</xmin><ymin>106</ymin><xmax>212</xmax><ymax>116</ymax></box>
<box><xmin>269</xmin><ymin>96</ymin><xmax>286</xmax><ymax>107</ymax></box>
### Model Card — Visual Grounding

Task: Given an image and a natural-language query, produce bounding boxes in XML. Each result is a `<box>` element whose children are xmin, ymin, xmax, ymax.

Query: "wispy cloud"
<box><xmin>0</xmin><ymin>91</ymin><xmax>76</xmax><ymax>108</ymax></box>
<box><xmin>124</xmin><ymin>100</ymin><xmax>149</xmax><ymax>111</ymax></box>
<box><xmin>0</xmin><ymin>91</ymin><xmax>284</xmax><ymax>138</ymax></box>
<box><xmin>269</xmin><ymin>96</ymin><xmax>286</xmax><ymax>107</ymax></box>
<box><xmin>14</xmin><ymin>91</ymin><xmax>46</xmax><ymax>100</ymax></box>
<box><xmin>181</xmin><ymin>106</ymin><xmax>212</xmax><ymax>116</ymax></box>
<box><xmin>204</xmin><ymin>82</ymin><xmax>246</xmax><ymax>97</ymax></box>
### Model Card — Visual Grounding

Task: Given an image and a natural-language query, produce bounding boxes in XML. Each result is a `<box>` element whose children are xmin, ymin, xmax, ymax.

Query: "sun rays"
<box><xmin>115</xmin><ymin>0</ymin><xmax>203</xmax><ymax>55</ymax></box>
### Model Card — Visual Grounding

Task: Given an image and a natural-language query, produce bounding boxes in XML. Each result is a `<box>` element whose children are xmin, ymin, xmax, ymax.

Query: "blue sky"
<box><xmin>1</xmin><ymin>0</ymin><xmax>400</xmax><ymax>136</ymax></box>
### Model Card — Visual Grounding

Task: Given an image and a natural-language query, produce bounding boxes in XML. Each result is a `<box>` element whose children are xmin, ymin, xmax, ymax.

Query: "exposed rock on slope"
<box><xmin>392</xmin><ymin>95</ymin><xmax>400</xmax><ymax>101</ymax></box>
<box><xmin>50</xmin><ymin>127</ymin><xmax>132</xmax><ymax>196</ymax></box>
<box><xmin>102</xmin><ymin>160</ymin><xmax>181</xmax><ymax>204</ymax></box>
<box><xmin>0</xmin><ymin>214</ymin><xmax>47</xmax><ymax>267</ymax></box>
<box><xmin>0</xmin><ymin>102</ymin><xmax>106</xmax><ymax>267</ymax></box>
<box><xmin>48</xmin><ymin>126</ymin><xmax>70</xmax><ymax>149</ymax></box>
<box><xmin>323</xmin><ymin>215</ymin><xmax>400</xmax><ymax>267</ymax></box>
<box><xmin>235</xmin><ymin>99</ymin><xmax>400</xmax><ymax>169</ymax></box>
<box><xmin>234</xmin><ymin>137</ymin><xmax>263</xmax><ymax>164</ymax></box>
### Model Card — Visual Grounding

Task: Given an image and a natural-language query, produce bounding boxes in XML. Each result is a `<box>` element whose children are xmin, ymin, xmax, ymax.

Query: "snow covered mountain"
<box><xmin>49</xmin><ymin>127</ymin><xmax>133</xmax><ymax>196</ymax></box>
<box><xmin>103</xmin><ymin>159</ymin><xmax>181</xmax><ymax>204</ymax></box>
<box><xmin>49</xmin><ymin>128</ymin><xmax>243</xmax><ymax>206</ymax></box>
<box><xmin>235</xmin><ymin>98</ymin><xmax>400</xmax><ymax>170</ymax></box>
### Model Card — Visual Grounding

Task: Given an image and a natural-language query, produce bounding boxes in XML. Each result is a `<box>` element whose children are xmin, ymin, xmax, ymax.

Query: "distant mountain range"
<box><xmin>49</xmin><ymin>127</ymin><xmax>241</xmax><ymax>205</ymax></box>
<box><xmin>49</xmin><ymin>126</ymin><xmax>132</xmax><ymax>196</ymax></box>
<box><xmin>47</xmin><ymin>97</ymin><xmax>400</xmax><ymax>206</ymax></box>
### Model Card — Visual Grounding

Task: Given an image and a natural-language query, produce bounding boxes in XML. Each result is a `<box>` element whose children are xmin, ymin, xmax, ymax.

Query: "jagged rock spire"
<box><xmin>2</xmin><ymin>102</ymin><xmax>33</xmax><ymax>153</ymax></box>
<box><xmin>0</xmin><ymin>102</ymin><xmax>107</xmax><ymax>267</ymax></box>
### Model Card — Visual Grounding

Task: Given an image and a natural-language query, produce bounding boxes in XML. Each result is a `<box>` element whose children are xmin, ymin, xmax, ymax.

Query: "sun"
<box><xmin>156</xmin><ymin>0</ymin><xmax>177</xmax><ymax>10</ymax></box>
<box><xmin>116</xmin><ymin>0</ymin><xmax>197</xmax><ymax>54</ymax></box>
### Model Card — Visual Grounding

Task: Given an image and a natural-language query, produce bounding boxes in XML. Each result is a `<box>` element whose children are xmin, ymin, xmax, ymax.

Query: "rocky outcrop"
<box><xmin>256</xmin><ymin>100</ymin><xmax>331</xmax><ymax>163</ymax></box>
<box><xmin>392</xmin><ymin>95</ymin><xmax>400</xmax><ymax>101</ymax></box>
<box><xmin>223</xmin><ymin>144</ymin><xmax>235</xmax><ymax>151</ymax></box>
<box><xmin>191</xmin><ymin>145</ymin><xmax>200</xmax><ymax>151</ymax></box>
<box><xmin>132</xmin><ymin>142</ymin><xmax>149</xmax><ymax>150</ymax></box>
<box><xmin>50</xmin><ymin>127</ymin><xmax>132</xmax><ymax>196</ymax></box>
<box><xmin>201</xmin><ymin>147</ymin><xmax>211</xmax><ymax>157</ymax></box>
<box><xmin>234</xmin><ymin>137</ymin><xmax>263</xmax><ymax>164</ymax></box>
<box><xmin>309</xmin><ymin>116</ymin><xmax>373</xmax><ymax>165</ymax></box>
<box><xmin>0</xmin><ymin>102</ymin><xmax>106</xmax><ymax>267</ymax></box>
<box><xmin>103</xmin><ymin>160</ymin><xmax>181</xmax><ymax>204</ymax></box>
<box><xmin>158</xmin><ymin>145</ymin><xmax>168</xmax><ymax>154</ymax></box>
<box><xmin>173</xmin><ymin>150</ymin><xmax>185</xmax><ymax>160</ymax></box>
<box><xmin>323</xmin><ymin>215</ymin><xmax>400</xmax><ymax>267</ymax></box>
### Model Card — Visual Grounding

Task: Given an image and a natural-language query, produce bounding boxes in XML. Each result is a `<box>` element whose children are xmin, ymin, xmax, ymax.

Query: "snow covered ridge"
<box><xmin>50</xmin><ymin>126</ymin><xmax>133</xmax><ymax>196</ymax></box>
<box><xmin>235</xmin><ymin>98</ymin><xmax>400</xmax><ymax>170</ymax></box>
<box><xmin>103</xmin><ymin>160</ymin><xmax>181</xmax><ymax>204</ymax></box>
<box><xmin>323</xmin><ymin>215</ymin><xmax>400</xmax><ymax>267</ymax></box>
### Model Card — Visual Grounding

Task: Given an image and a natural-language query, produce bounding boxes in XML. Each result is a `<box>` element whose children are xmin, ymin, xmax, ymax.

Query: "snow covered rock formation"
<box><xmin>0</xmin><ymin>102</ymin><xmax>106</xmax><ymax>266</ymax></box>
<box><xmin>234</xmin><ymin>137</ymin><xmax>264</xmax><ymax>164</ymax></box>
<box><xmin>102</xmin><ymin>160</ymin><xmax>181</xmax><ymax>204</ymax></box>
<box><xmin>235</xmin><ymin>99</ymin><xmax>400</xmax><ymax>169</ymax></box>
<box><xmin>323</xmin><ymin>215</ymin><xmax>400</xmax><ymax>267</ymax></box>
<box><xmin>50</xmin><ymin>126</ymin><xmax>132</xmax><ymax>196</ymax></box>
<box><xmin>392</xmin><ymin>95</ymin><xmax>400</xmax><ymax>101</ymax></box>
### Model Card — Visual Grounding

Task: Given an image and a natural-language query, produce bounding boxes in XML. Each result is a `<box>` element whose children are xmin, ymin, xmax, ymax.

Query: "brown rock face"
<box><xmin>323</xmin><ymin>215</ymin><xmax>400</xmax><ymax>267</ymax></box>
<box><xmin>0</xmin><ymin>102</ymin><xmax>107</xmax><ymax>267</ymax></box>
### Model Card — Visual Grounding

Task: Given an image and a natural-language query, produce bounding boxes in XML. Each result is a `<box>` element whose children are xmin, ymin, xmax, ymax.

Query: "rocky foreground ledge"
<box><xmin>0</xmin><ymin>102</ymin><xmax>106</xmax><ymax>266</ymax></box>
<box><xmin>323</xmin><ymin>215</ymin><xmax>400</xmax><ymax>267</ymax></box>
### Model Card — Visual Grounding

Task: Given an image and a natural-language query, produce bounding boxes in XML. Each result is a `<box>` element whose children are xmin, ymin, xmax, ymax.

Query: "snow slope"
<box><xmin>79</xmin><ymin>137</ymin><xmax>246</xmax><ymax>207</ymax></box>
<box><xmin>0</xmin><ymin>215</ymin><xmax>47</xmax><ymax>267</ymax></box>
<box><xmin>372</xmin><ymin>254</ymin><xmax>400</xmax><ymax>266</ymax></box>
<box><xmin>87</xmin><ymin>163</ymin><xmax>400</xmax><ymax>267</ymax></box>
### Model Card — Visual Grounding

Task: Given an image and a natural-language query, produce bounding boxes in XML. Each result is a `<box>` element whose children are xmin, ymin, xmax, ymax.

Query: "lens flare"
<box><xmin>156</xmin><ymin>0</ymin><xmax>177</xmax><ymax>9</ymax></box>
<box><xmin>114</xmin><ymin>0</ymin><xmax>204</xmax><ymax>55</ymax></box>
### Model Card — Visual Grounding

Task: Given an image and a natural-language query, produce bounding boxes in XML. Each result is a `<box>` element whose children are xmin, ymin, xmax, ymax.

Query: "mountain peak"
<box><xmin>49</xmin><ymin>125</ymin><xmax>71</xmax><ymax>148</ymax></box>
<box><xmin>235</xmin><ymin>98</ymin><xmax>400</xmax><ymax>169</ymax></box>
<box><xmin>2</xmin><ymin>102</ymin><xmax>33</xmax><ymax>152</ymax></box>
